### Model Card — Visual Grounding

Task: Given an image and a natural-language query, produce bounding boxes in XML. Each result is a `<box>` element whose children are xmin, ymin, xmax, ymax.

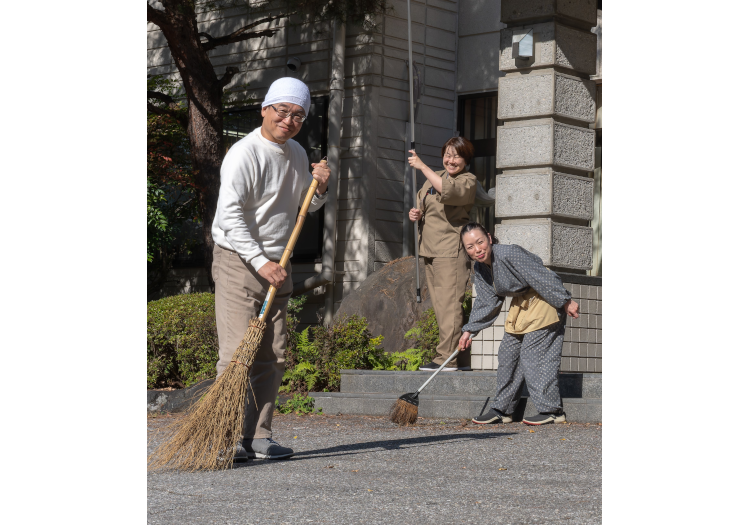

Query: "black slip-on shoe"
<box><xmin>232</xmin><ymin>443</ymin><xmax>248</xmax><ymax>462</ymax></box>
<box><xmin>472</xmin><ymin>408</ymin><xmax>512</xmax><ymax>424</ymax></box>
<box><xmin>523</xmin><ymin>412</ymin><xmax>567</xmax><ymax>425</ymax></box>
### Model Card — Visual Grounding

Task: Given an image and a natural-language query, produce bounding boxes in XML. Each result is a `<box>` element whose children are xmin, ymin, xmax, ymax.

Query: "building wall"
<box><xmin>456</xmin><ymin>0</ymin><xmax>505</xmax><ymax>95</ymax></box>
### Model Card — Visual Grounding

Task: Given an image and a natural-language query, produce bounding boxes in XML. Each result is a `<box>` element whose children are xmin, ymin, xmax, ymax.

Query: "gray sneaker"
<box><xmin>245</xmin><ymin>438</ymin><xmax>294</xmax><ymax>460</ymax></box>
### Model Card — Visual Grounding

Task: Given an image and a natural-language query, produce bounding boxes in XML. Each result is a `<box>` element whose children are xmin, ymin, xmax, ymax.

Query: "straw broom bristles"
<box><xmin>389</xmin><ymin>398</ymin><xmax>418</xmax><ymax>426</ymax></box>
<box><xmin>147</xmin><ymin>318</ymin><xmax>266</xmax><ymax>472</ymax></box>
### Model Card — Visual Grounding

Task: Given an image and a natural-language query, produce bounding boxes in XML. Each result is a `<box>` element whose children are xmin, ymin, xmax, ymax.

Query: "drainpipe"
<box><xmin>292</xmin><ymin>20</ymin><xmax>346</xmax><ymax>327</ymax></box>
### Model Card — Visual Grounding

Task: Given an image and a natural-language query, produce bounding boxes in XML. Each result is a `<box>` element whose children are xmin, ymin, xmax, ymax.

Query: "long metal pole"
<box><xmin>406</xmin><ymin>0</ymin><xmax>421</xmax><ymax>303</ymax></box>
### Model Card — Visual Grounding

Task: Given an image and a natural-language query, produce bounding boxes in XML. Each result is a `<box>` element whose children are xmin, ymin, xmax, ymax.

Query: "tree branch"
<box><xmin>147</xmin><ymin>90</ymin><xmax>175</xmax><ymax>105</ymax></box>
<box><xmin>147</xmin><ymin>3</ymin><xmax>168</xmax><ymax>29</ymax></box>
<box><xmin>218</xmin><ymin>67</ymin><xmax>240</xmax><ymax>89</ymax></box>
<box><xmin>147</xmin><ymin>91</ymin><xmax>188</xmax><ymax>130</ymax></box>
<box><xmin>200</xmin><ymin>12</ymin><xmax>293</xmax><ymax>51</ymax></box>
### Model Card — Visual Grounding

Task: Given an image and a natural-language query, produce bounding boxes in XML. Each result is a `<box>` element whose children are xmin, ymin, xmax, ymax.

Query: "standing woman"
<box><xmin>408</xmin><ymin>137</ymin><xmax>477</xmax><ymax>371</ymax></box>
<box><xmin>458</xmin><ymin>222</ymin><xmax>580</xmax><ymax>425</ymax></box>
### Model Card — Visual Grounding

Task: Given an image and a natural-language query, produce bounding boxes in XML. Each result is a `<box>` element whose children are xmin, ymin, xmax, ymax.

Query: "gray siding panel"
<box><xmin>376</xmin><ymin>157</ymin><xmax>405</xmax><ymax>181</ymax></box>
<box><xmin>426</xmin><ymin>27</ymin><xmax>456</xmax><ymax>51</ymax></box>
<box><xmin>374</xmin><ymin>220</ymin><xmax>403</xmax><ymax>242</ymax></box>
<box><xmin>374</xmin><ymin>241</ymin><xmax>402</xmax><ymax>262</ymax></box>
<box><xmin>426</xmin><ymin>7</ymin><xmax>457</xmax><ymax>32</ymax></box>
<box><xmin>376</xmin><ymin>178</ymin><xmax>405</xmax><ymax>202</ymax></box>
<box><xmin>337</xmin><ymin>219</ymin><xmax>364</xmax><ymax>241</ymax></box>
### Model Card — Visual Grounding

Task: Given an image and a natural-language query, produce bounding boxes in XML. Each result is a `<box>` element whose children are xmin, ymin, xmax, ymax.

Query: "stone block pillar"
<box><xmin>496</xmin><ymin>0</ymin><xmax>598</xmax><ymax>273</ymax></box>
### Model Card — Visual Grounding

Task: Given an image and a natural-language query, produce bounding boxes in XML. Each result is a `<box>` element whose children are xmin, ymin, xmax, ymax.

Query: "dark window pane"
<box><xmin>458</xmin><ymin>93</ymin><xmax>498</xmax><ymax>234</ymax></box>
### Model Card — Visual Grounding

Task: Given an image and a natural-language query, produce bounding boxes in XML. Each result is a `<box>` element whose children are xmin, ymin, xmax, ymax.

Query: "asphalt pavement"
<box><xmin>147</xmin><ymin>412</ymin><xmax>602</xmax><ymax>524</ymax></box>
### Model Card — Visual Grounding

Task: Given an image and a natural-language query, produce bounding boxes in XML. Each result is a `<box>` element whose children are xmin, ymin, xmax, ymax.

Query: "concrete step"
<box><xmin>311</xmin><ymin>370</ymin><xmax>602</xmax><ymax>422</ymax></box>
<box><xmin>309</xmin><ymin>391</ymin><xmax>601</xmax><ymax>423</ymax></box>
<box><xmin>340</xmin><ymin>370</ymin><xmax>601</xmax><ymax>399</ymax></box>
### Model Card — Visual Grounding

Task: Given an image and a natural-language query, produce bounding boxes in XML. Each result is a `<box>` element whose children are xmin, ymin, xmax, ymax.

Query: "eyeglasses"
<box><xmin>268</xmin><ymin>104</ymin><xmax>307</xmax><ymax>123</ymax></box>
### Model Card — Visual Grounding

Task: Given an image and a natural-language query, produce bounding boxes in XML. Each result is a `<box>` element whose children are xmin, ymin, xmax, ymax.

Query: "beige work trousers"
<box><xmin>212</xmin><ymin>244</ymin><xmax>292</xmax><ymax>440</ymax></box>
<box><xmin>424</xmin><ymin>255</ymin><xmax>472</xmax><ymax>368</ymax></box>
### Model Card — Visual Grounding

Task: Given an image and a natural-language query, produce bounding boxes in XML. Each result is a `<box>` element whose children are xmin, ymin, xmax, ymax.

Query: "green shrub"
<box><xmin>280</xmin><ymin>314</ymin><xmax>439</xmax><ymax>391</ymax></box>
<box><xmin>404</xmin><ymin>307</ymin><xmax>440</xmax><ymax>361</ymax></box>
<box><xmin>281</xmin><ymin>314</ymin><xmax>385</xmax><ymax>393</ymax></box>
<box><xmin>286</xmin><ymin>295</ymin><xmax>307</xmax><ymax>334</ymax></box>
<box><xmin>147</xmin><ymin>293</ymin><xmax>308</xmax><ymax>389</ymax></box>
<box><xmin>147</xmin><ymin>292</ymin><xmax>219</xmax><ymax>389</ymax></box>
<box><xmin>373</xmin><ymin>348</ymin><xmax>433</xmax><ymax>371</ymax></box>
<box><xmin>283</xmin><ymin>295</ymin><xmax>308</xmax><ymax>389</ymax></box>
<box><xmin>275</xmin><ymin>393</ymin><xmax>322</xmax><ymax>415</ymax></box>
<box><xmin>462</xmin><ymin>289</ymin><xmax>473</xmax><ymax>319</ymax></box>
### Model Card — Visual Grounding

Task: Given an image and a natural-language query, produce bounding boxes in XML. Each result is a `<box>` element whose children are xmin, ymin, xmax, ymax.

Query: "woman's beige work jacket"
<box><xmin>416</xmin><ymin>169</ymin><xmax>477</xmax><ymax>258</ymax></box>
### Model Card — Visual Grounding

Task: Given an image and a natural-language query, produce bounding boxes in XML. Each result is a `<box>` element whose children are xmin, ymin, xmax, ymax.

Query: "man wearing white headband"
<box><xmin>211</xmin><ymin>77</ymin><xmax>330</xmax><ymax>462</ymax></box>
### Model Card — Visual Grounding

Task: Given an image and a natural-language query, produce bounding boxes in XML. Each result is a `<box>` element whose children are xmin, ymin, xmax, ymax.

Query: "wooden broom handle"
<box><xmin>257</xmin><ymin>160</ymin><xmax>326</xmax><ymax>322</ymax></box>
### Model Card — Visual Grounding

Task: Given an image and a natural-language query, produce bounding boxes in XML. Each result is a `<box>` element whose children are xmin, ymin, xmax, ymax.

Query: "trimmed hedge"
<box><xmin>147</xmin><ymin>293</ymin><xmax>219</xmax><ymax>389</ymax></box>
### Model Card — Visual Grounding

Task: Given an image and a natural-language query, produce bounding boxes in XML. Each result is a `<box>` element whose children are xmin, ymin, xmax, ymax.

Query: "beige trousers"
<box><xmin>212</xmin><ymin>244</ymin><xmax>292</xmax><ymax>440</ymax></box>
<box><xmin>424</xmin><ymin>255</ymin><xmax>472</xmax><ymax>368</ymax></box>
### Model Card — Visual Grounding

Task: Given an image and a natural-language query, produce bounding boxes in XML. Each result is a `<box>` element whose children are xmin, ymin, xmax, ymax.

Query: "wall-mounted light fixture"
<box><xmin>511</xmin><ymin>29</ymin><xmax>533</xmax><ymax>60</ymax></box>
<box><xmin>287</xmin><ymin>57</ymin><xmax>302</xmax><ymax>72</ymax></box>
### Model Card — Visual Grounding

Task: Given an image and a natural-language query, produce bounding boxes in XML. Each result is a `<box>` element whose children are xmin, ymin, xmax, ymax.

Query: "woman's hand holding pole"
<box><xmin>408</xmin><ymin>149</ymin><xmax>443</xmax><ymax>194</ymax></box>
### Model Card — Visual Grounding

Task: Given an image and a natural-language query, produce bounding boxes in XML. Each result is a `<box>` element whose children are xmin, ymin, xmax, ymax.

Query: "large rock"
<box><xmin>336</xmin><ymin>256</ymin><xmax>440</xmax><ymax>353</ymax></box>
<box><xmin>147</xmin><ymin>379</ymin><xmax>215</xmax><ymax>413</ymax></box>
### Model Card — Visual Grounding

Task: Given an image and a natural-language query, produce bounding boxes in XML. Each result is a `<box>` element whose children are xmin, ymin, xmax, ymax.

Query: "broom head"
<box><xmin>147</xmin><ymin>317</ymin><xmax>267</xmax><ymax>472</ymax></box>
<box><xmin>389</xmin><ymin>392</ymin><xmax>419</xmax><ymax>426</ymax></box>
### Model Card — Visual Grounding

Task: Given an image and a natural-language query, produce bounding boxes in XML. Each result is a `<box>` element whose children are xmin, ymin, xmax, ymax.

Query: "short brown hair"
<box><xmin>441</xmin><ymin>136</ymin><xmax>474</xmax><ymax>166</ymax></box>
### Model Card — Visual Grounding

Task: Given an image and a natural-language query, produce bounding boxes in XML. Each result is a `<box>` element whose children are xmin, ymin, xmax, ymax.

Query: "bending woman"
<box><xmin>458</xmin><ymin>222</ymin><xmax>580</xmax><ymax>425</ymax></box>
<box><xmin>408</xmin><ymin>137</ymin><xmax>477</xmax><ymax>371</ymax></box>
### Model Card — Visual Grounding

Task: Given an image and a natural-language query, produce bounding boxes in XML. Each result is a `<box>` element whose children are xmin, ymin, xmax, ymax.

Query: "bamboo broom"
<box><xmin>148</xmin><ymin>161</ymin><xmax>326</xmax><ymax>472</ymax></box>
<box><xmin>389</xmin><ymin>348</ymin><xmax>460</xmax><ymax>426</ymax></box>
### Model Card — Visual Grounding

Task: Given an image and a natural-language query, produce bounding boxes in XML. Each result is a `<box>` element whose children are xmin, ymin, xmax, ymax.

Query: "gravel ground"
<box><xmin>148</xmin><ymin>412</ymin><xmax>601</xmax><ymax>524</ymax></box>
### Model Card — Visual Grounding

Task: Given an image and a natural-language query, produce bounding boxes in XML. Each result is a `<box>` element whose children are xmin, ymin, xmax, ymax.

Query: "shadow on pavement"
<box><xmin>243</xmin><ymin>431</ymin><xmax>517</xmax><ymax>466</ymax></box>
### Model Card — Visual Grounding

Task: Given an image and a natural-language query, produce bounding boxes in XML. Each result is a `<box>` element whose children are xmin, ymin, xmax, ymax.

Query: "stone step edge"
<box><xmin>340</xmin><ymin>370</ymin><xmax>601</xmax><ymax>377</ymax></box>
<box><xmin>309</xmin><ymin>391</ymin><xmax>601</xmax><ymax>405</ymax></box>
